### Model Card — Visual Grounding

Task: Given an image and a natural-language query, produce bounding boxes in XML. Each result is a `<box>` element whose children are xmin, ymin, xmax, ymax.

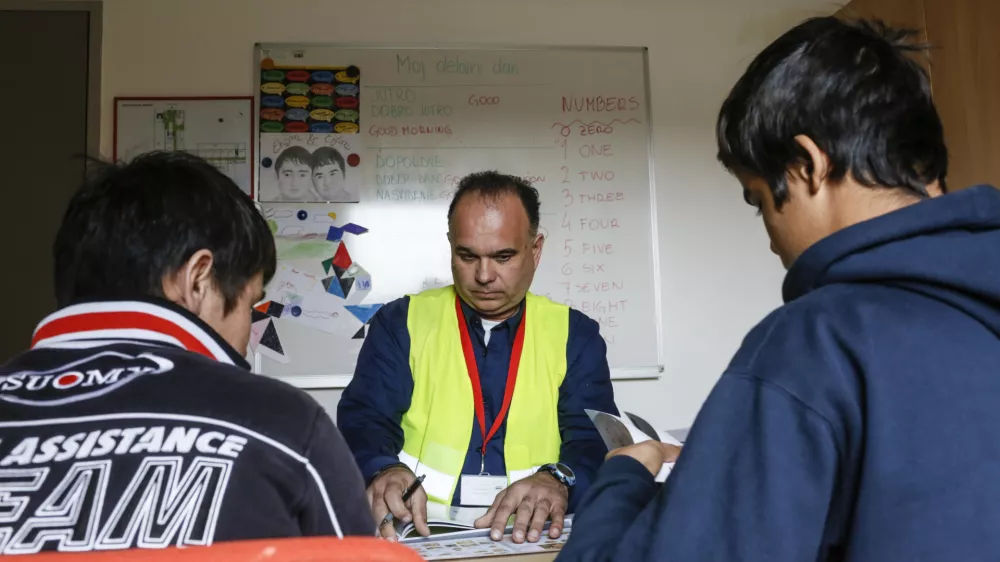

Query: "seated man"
<box><xmin>560</xmin><ymin>17</ymin><xmax>1000</xmax><ymax>561</ymax></box>
<box><xmin>0</xmin><ymin>151</ymin><xmax>374</xmax><ymax>555</ymax></box>
<box><xmin>337</xmin><ymin>171</ymin><xmax>618</xmax><ymax>543</ymax></box>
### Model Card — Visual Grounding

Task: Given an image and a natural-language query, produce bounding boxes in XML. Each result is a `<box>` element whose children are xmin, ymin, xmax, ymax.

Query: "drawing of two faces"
<box><xmin>273</xmin><ymin>145</ymin><xmax>356</xmax><ymax>202</ymax></box>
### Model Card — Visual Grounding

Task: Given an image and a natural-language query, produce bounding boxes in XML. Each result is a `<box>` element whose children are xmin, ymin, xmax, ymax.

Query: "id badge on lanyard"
<box><xmin>455</xmin><ymin>296</ymin><xmax>526</xmax><ymax>506</ymax></box>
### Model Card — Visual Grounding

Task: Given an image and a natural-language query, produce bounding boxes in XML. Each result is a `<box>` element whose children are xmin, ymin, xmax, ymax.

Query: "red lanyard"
<box><xmin>455</xmin><ymin>295</ymin><xmax>526</xmax><ymax>474</ymax></box>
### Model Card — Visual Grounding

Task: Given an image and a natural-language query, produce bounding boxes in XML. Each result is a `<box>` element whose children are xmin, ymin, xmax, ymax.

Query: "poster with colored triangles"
<box><xmin>251</xmin><ymin>308</ymin><xmax>269</xmax><ymax>324</ymax></box>
<box><xmin>332</xmin><ymin>242</ymin><xmax>352</xmax><ymax>270</ymax></box>
<box><xmin>322</xmin><ymin>275</ymin><xmax>345</xmax><ymax>298</ymax></box>
<box><xmin>342</xmin><ymin>223</ymin><xmax>368</xmax><ymax>235</ymax></box>
<box><xmin>249</xmin><ymin>318</ymin><xmax>268</xmax><ymax>349</ymax></box>
<box><xmin>254</xmin><ymin>301</ymin><xmax>285</xmax><ymax>318</ymax></box>
<box><xmin>345</xmin><ymin>303</ymin><xmax>382</xmax><ymax>325</ymax></box>
<box><xmin>339</xmin><ymin>276</ymin><xmax>355</xmax><ymax>298</ymax></box>
<box><xmin>258</xmin><ymin>319</ymin><xmax>289</xmax><ymax>363</ymax></box>
<box><xmin>326</xmin><ymin>225</ymin><xmax>344</xmax><ymax>242</ymax></box>
<box><xmin>249</xmin><ymin>318</ymin><xmax>289</xmax><ymax>363</ymax></box>
<box><xmin>255</xmin><ymin>205</ymin><xmax>387</xmax><ymax>364</ymax></box>
<box><xmin>342</xmin><ymin>264</ymin><xmax>372</xmax><ymax>304</ymax></box>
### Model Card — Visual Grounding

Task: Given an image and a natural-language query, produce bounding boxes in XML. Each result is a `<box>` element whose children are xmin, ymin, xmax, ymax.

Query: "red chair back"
<box><xmin>19</xmin><ymin>537</ymin><xmax>426</xmax><ymax>561</ymax></box>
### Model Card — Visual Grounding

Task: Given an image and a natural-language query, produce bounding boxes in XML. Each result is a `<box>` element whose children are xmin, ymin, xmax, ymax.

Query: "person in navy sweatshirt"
<box><xmin>559</xmin><ymin>16</ymin><xmax>1000</xmax><ymax>562</ymax></box>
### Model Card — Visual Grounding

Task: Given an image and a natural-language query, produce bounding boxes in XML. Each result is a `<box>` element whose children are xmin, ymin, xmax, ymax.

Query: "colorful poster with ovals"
<box><xmin>261</xmin><ymin>108</ymin><xmax>285</xmax><ymax>121</ymax></box>
<box><xmin>261</xmin><ymin>95</ymin><xmax>285</xmax><ymax>108</ymax></box>
<box><xmin>261</xmin><ymin>82</ymin><xmax>286</xmax><ymax>95</ymax></box>
<box><xmin>311</xmin><ymin>83</ymin><xmax>335</xmax><ymax>96</ymax></box>
<box><xmin>258</xmin><ymin>65</ymin><xmax>360</xmax><ymax>134</ymax></box>
<box><xmin>310</xmin><ymin>108</ymin><xmax>335</xmax><ymax>122</ymax></box>
<box><xmin>335</xmin><ymin>97</ymin><xmax>359</xmax><ymax>109</ymax></box>
<box><xmin>285</xmin><ymin>95</ymin><xmax>311</xmax><ymax>109</ymax></box>
<box><xmin>285</xmin><ymin>108</ymin><xmax>310</xmax><ymax>122</ymax></box>
<box><xmin>333</xmin><ymin>109</ymin><xmax>359</xmax><ymax>122</ymax></box>
<box><xmin>310</xmin><ymin>96</ymin><xmax>334</xmax><ymax>109</ymax></box>
<box><xmin>311</xmin><ymin>70</ymin><xmax>334</xmax><ymax>83</ymax></box>
<box><xmin>335</xmin><ymin>71</ymin><xmax>360</xmax><ymax>84</ymax></box>
<box><xmin>335</xmin><ymin>83</ymin><xmax>359</xmax><ymax>96</ymax></box>
<box><xmin>261</xmin><ymin>69</ymin><xmax>285</xmax><ymax>82</ymax></box>
<box><xmin>285</xmin><ymin>82</ymin><xmax>311</xmax><ymax>96</ymax></box>
<box><xmin>285</xmin><ymin>69</ymin><xmax>311</xmax><ymax>82</ymax></box>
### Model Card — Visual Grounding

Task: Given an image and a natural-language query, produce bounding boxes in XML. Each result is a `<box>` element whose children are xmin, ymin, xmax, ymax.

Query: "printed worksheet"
<box><xmin>404</xmin><ymin>532</ymin><xmax>570</xmax><ymax>560</ymax></box>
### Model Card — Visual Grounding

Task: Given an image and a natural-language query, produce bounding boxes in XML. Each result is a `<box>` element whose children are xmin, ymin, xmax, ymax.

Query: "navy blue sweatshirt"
<box><xmin>559</xmin><ymin>185</ymin><xmax>1000</xmax><ymax>561</ymax></box>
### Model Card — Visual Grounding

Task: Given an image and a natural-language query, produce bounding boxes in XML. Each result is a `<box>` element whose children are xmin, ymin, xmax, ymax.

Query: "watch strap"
<box><xmin>367</xmin><ymin>462</ymin><xmax>411</xmax><ymax>487</ymax></box>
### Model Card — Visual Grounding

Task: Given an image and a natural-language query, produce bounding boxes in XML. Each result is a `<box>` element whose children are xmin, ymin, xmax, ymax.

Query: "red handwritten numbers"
<box><xmin>560</xmin><ymin>96</ymin><xmax>641</xmax><ymax>113</ymax></box>
<box><xmin>546</xmin><ymin>99</ymin><xmax>642</xmax><ymax>345</ymax></box>
<box><xmin>579</xmin><ymin>144</ymin><xmax>613</xmax><ymax>158</ymax></box>
<box><xmin>577</xmin><ymin>171</ymin><xmax>615</xmax><ymax>182</ymax></box>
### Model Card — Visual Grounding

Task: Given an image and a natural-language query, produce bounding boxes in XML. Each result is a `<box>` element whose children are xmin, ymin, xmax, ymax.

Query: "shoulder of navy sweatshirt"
<box><xmin>560</xmin><ymin>185</ymin><xmax>1000</xmax><ymax>562</ymax></box>
<box><xmin>336</xmin><ymin>293</ymin><xmax>618</xmax><ymax>511</ymax></box>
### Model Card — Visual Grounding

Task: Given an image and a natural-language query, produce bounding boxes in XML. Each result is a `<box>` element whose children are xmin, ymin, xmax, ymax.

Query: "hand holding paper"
<box><xmin>607</xmin><ymin>441</ymin><xmax>682</xmax><ymax>477</ymax></box>
<box><xmin>585</xmin><ymin>409</ymin><xmax>683</xmax><ymax>482</ymax></box>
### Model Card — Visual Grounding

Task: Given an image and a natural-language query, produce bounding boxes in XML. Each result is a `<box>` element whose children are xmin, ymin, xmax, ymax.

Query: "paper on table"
<box><xmin>393</xmin><ymin>505</ymin><xmax>491</xmax><ymax>541</ymax></box>
<box><xmin>402</xmin><ymin>517</ymin><xmax>573</xmax><ymax>560</ymax></box>
<box><xmin>404</xmin><ymin>531</ymin><xmax>571</xmax><ymax>560</ymax></box>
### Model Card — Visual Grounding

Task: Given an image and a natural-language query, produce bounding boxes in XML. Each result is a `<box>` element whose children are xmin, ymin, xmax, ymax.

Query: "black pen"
<box><xmin>378</xmin><ymin>474</ymin><xmax>426</xmax><ymax>530</ymax></box>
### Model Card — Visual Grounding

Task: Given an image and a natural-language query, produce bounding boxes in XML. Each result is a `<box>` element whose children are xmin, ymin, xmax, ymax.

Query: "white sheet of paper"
<box><xmin>655</xmin><ymin>462</ymin><xmax>674</xmax><ymax>483</ymax></box>
<box><xmin>423</xmin><ymin>503</ymin><xmax>489</xmax><ymax>526</ymax></box>
<box><xmin>460</xmin><ymin>475</ymin><xmax>507</xmax><ymax>507</ymax></box>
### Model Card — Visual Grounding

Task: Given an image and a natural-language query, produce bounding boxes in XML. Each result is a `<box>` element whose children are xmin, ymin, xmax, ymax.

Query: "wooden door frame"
<box><xmin>0</xmin><ymin>0</ymin><xmax>102</xmax><ymax>159</ymax></box>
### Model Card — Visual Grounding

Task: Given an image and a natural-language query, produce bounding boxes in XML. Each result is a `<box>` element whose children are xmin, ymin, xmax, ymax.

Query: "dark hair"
<box><xmin>447</xmin><ymin>171</ymin><xmax>540</xmax><ymax>235</ymax></box>
<box><xmin>54</xmin><ymin>151</ymin><xmax>277</xmax><ymax>313</ymax></box>
<box><xmin>716</xmin><ymin>17</ymin><xmax>947</xmax><ymax>208</ymax></box>
<box><xmin>312</xmin><ymin>146</ymin><xmax>345</xmax><ymax>175</ymax></box>
<box><xmin>274</xmin><ymin>145</ymin><xmax>311</xmax><ymax>172</ymax></box>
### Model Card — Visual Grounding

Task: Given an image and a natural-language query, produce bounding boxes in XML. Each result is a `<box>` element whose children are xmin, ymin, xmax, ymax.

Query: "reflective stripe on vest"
<box><xmin>401</xmin><ymin>286</ymin><xmax>568</xmax><ymax>506</ymax></box>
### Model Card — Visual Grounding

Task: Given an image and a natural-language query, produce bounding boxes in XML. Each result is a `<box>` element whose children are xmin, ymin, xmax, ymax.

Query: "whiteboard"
<box><xmin>250</xmin><ymin>44</ymin><xmax>662</xmax><ymax>389</ymax></box>
<box><xmin>114</xmin><ymin>97</ymin><xmax>255</xmax><ymax>196</ymax></box>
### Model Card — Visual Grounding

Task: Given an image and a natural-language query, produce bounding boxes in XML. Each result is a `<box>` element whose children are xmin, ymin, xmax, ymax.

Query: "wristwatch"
<box><xmin>537</xmin><ymin>463</ymin><xmax>576</xmax><ymax>488</ymax></box>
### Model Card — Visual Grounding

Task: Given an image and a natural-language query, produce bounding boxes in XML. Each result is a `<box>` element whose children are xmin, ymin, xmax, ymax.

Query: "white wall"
<box><xmin>99</xmin><ymin>0</ymin><xmax>831</xmax><ymax>430</ymax></box>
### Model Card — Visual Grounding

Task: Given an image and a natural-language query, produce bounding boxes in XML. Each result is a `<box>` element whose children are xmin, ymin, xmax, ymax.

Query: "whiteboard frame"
<box><xmin>251</xmin><ymin>42</ymin><xmax>664</xmax><ymax>388</ymax></box>
<box><xmin>113</xmin><ymin>96</ymin><xmax>256</xmax><ymax>198</ymax></box>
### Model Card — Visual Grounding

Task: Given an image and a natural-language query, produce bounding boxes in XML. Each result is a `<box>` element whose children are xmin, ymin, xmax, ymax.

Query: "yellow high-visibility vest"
<box><xmin>399</xmin><ymin>285</ymin><xmax>568</xmax><ymax>506</ymax></box>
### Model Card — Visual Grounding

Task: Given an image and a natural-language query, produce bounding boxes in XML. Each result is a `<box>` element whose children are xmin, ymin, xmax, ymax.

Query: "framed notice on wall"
<box><xmin>113</xmin><ymin>96</ymin><xmax>255</xmax><ymax>197</ymax></box>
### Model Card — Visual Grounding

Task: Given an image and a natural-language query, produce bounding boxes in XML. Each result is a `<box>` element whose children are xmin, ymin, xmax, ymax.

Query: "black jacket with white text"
<box><xmin>0</xmin><ymin>299</ymin><xmax>374</xmax><ymax>555</ymax></box>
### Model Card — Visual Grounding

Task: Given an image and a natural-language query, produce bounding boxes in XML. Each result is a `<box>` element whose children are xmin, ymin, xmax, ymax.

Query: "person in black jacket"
<box><xmin>0</xmin><ymin>151</ymin><xmax>374</xmax><ymax>555</ymax></box>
